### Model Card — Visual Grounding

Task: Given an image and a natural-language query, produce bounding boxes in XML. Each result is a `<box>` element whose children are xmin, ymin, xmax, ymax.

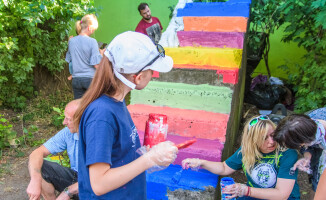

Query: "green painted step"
<box><xmin>130</xmin><ymin>81</ymin><xmax>232</xmax><ymax>114</ymax></box>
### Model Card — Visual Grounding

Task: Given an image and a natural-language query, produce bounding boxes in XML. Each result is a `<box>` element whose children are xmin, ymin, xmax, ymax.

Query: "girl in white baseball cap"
<box><xmin>74</xmin><ymin>31</ymin><xmax>177</xmax><ymax>199</ymax></box>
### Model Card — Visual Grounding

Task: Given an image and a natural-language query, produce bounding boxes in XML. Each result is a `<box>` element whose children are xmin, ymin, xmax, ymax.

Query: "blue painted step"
<box><xmin>177</xmin><ymin>2</ymin><xmax>251</xmax><ymax>17</ymax></box>
<box><xmin>147</xmin><ymin>164</ymin><xmax>218</xmax><ymax>200</ymax></box>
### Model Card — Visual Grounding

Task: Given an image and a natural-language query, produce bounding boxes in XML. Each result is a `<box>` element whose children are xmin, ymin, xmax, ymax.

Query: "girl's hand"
<box><xmin>223</xmin><ymin>183</ymin><xmax>249</xmax><ymax>198</ymax></box>
<box><xmin>182</xmin><ymin>158</ymin><xmax>202</xmax><ymax>171</ymax></box>
<box><xmin>293</xmin><ymin>158</ymin><xmax>311</xmax><ymax>173</ymax></box>
<box><xmin>144</xmin><ymin>141</ymin><xmax>178</xmax><ymax>167</ymax></box>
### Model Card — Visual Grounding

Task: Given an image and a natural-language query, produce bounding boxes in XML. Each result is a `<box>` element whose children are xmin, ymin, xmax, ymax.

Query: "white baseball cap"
<box><xmin>104</xmin><ymin>31</ymin><xmax>173</xmax><ymax>89</ymax></box>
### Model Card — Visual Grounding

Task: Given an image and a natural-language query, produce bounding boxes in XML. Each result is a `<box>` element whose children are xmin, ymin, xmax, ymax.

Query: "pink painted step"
<box><xmin>138</xmin><ymin>131</ymin><xmax>224</xmax><ymax>165</ymax></box>
<box><xmin>177</xmin><ymin>31</ymin><xmax>244</xmax><ymax>49</ymax></box>
<box><xmin>128</xmin><ymin>104</ymin><xmax>229</xmax><ymax>142</ymax></box>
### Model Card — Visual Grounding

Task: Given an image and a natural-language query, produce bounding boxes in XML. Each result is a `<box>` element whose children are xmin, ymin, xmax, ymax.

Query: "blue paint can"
<box><xmin>220</xmin><ymin>177</ymin><xmax>236</xmax><ymax>200</ymax></box>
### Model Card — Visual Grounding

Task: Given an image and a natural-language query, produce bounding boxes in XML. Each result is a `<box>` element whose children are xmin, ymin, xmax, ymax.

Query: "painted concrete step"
<box><xmin>156</xmin><ymin>64</ymin><xmax>239</xmax><ymax>86</ymax></box>
<box><xmin>138</xmin><ymin>131</ymin><xmax>223</xmax><ymax>165</ymax></box>
<box><xmin>151</xmin><ymin>68</ymin><xmax>235</xmax><ymax>87</ymax></box>
<box><xmin>177</xmin><ymin>2</ymin><xmax>250</xmax><ymax>17</ymax></box>
<box><xmin>130</xmin><ymin>81</ymin><xmax>233</xmax><ymax>114</ymax></box>
<box><xmin>128</xmin><ymin>104</ymin><xmax>229</xmax><ymax>141</ymax></box>
<box><xmin>177</xmin><ymin>31</ymin><xmax>244</xmax><ymax>49</ymax></box>
<box><xmin>147</xmin><ymin>165</ymin><xmax>218</xmax><ymax>200</ymax></box>
<box><xmin>165</xmin><ymin>47</ymin><xmax>243</xmax><ymax>68</ymax></box>
<box><xmin>169</xmin><ymin>65</ymin><xmax>240</xmax><ymax>85</ymax></box>
<box><xmin>183</xmin><ymin>17</ymin><xmax>248</xmax><ymax>33</ymax></box>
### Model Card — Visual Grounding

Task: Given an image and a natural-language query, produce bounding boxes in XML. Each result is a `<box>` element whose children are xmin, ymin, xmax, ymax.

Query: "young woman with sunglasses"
<box><xmin>182</xmin><ymin>115</ymin><xmax>300</xmax><ymax>200</ymax></box>
<box><xmin>73</xmin><ymin>31</ymin><xmax>178</xmax><ymax>199</ymax></box>
<box><xmin>273</xmin><ymin>110</ymin><xmax>326</xmax><ymax>198</ymax></box>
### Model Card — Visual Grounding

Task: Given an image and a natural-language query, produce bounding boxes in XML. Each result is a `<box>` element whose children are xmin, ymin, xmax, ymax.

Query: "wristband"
<box><xmin>245</xmin><ymin>186</ymin><xmax>251</xmax><ymax>196</ymax></box>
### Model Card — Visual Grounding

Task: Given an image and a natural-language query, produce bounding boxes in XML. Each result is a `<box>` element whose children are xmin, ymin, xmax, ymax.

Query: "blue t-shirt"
<box><xmin>225</xmin><ymin>148</ymin><xmax>300</xmax><ymax>200</ymax></box>
<box><xmin>78</xmin><ymin>95</ymin><xmax>146</xmax><ymax>200</ymax></box>
<box><xmin>43</xmin><ymin>127</ymin><xmax>79</xmax><ymax>171</ymax></box>
<box><xmin>65</xmin><ymin>35</ymin><xmax>102</xmax><ymax>78</ymax></box>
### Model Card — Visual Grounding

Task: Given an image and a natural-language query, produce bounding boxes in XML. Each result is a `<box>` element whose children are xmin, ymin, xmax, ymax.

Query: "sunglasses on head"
<box><xmin>248</xmin><ymin>115</ymin><xmax>269</xmax><ymax>130</ymax></box>
<box><xmin>135</xmin><ymin>44</ymin><xmax>165</xmax><ymax>75</ymax></box>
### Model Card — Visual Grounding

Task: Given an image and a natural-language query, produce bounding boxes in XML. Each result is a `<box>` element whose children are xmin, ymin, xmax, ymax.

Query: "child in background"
<box><xmin>73</xmin><ymin>31</ymin><xmax>178</xmax><ymax>199</ymax></box>
<box><xmin>66</xmin><ymin>14</ymin><xmax>104</xmax><ymax>99</ymax></box>
<box><xmin>182</xmin><ymin>116</ymin><xmax>300</xmax><ymax>200</ymax></box>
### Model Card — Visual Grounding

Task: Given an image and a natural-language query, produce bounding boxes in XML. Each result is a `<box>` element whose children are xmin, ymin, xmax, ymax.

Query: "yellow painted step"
<box><xmin>166</xmin><ymin>47</ymin><xmax>243</xmax><ymax>69</ymax></box>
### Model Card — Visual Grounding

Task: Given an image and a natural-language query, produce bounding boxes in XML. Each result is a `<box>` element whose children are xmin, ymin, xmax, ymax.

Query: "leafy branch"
<box><xmin>0</xmin><ymin>0</ymin><xmax>98</xmax><ymax>110</ymax></box>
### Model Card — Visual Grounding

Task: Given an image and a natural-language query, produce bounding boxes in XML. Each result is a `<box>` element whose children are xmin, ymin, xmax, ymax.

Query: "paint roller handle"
<box><xmin>176</xmin><ymin>139</ymin><xmax>197</xmax><ymax>150</ymax></box>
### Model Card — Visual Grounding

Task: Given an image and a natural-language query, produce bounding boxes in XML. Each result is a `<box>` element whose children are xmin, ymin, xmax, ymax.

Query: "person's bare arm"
<box><xmin>201</xmin><ymin>160</ymin><xmax>236</xmax><ymax>175</ymax></box>
<box><xmin>26</xmin><ymin>145</ymin><xmax>51</xmax><ymax>200</ymax></box>
<box><xmin>89</xmin><ymin>141</ymin><xmax>177</xmax><ymax>196</ymax></box>
<box><xmin>315</xmin><ymin>170</ymin><xmax>326</xmax><ymax>200</ymax></box>
<box><xmin>182</xmin><ymin>159</ymin><xmax>236</xmax><ymax>176</ymax></box>
<box><xmin>89</xmin><ymin>156</ymin><xmax>152</xmax><ymax>195</ymax></box>
<box><xmin>250</xmin><ymin>178</ymin><xmax>295</xmax><ymax>200</ymax></box>
<box><xmin>224</xmin><ymin>178</ymin><xmax>295</xmax><ymax>199</ymax></box>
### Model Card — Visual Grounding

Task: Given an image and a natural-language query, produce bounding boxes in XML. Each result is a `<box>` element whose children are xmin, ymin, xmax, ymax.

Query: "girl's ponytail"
<box><xmin>75</xmin><ymin>20</ymin><xmax>82</xmax><ymax>35</ymax></box>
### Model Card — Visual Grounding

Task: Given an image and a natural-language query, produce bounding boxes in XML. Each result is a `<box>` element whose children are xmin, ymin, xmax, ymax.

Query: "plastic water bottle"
<box><xmin>220</xmin><ymin>177</ymin><xmax>236</xmax><ymax>200</ymax></box>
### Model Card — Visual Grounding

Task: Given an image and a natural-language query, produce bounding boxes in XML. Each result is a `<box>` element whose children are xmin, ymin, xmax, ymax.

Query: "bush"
<box><xmin>0</xmin><ymin>0</ymin><xmax>97</xmax><ymax>109</ymax></box>
<box><xmin>0</xmin><ymin>114</ymin><xmax>16</xmax><ymax>155</ymax></box>
<box><xmin>280</xmin><ymin>0</ymin><xmax>326</xmax><ymax>112</ymax></box>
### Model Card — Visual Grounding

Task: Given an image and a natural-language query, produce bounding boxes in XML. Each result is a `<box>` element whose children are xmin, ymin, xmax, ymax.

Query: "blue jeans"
<box><xmin>41</xmin><ymin>160</ymin><xmax>79</xmax><ymax>199</ymax></box>
<box><xmin>72</xmin><ymin>77</ymin><xmax>93</xmax><ymax>99</ymax></box>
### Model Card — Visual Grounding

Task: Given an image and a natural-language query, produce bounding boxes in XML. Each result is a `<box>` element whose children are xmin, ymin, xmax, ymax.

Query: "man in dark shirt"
<box><xmin>135</xmin><ymin>3</ymin><xmax>163</xmax><ymax>44</ymax></box>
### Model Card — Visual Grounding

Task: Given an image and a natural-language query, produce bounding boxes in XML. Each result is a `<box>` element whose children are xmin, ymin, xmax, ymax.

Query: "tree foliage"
<box><xmin>280</xmin><ymin>0</ymin><xmax>326</xmax><ymax>112</ymax></box>
<box><xmin>247</xmin><ymin>0</ymin><xmax>285</xmax><ymax>77</ymax></box>
<box><xmin>248</xmin><ymin>0</ymin><xmax>326</xmax><ymax>112</ymax></box>
<box><xmin>0</xmin><ymin>0</ymin><xmax>97</xmax><ymax>109</ymax></box>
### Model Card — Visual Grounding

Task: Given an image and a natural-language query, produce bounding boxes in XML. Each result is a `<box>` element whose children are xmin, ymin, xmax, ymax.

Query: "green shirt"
<box><xmin>225</xmin><ymin>148</ymin><xmax>300</xmax><ymax>199</ymax></box>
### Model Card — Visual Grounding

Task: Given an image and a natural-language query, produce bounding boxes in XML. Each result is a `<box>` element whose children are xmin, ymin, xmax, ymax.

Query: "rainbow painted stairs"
<box><xmin>128</xmin><ymin>0</ymin><xmax>251</xmax><ymax>199</ymax></box>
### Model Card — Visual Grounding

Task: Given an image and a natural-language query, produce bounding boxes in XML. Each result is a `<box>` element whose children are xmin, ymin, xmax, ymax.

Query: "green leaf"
<box><xmin>315</xmin><ymin>10</ymin><xmax>326</xmax><ymax>28</ymax></box>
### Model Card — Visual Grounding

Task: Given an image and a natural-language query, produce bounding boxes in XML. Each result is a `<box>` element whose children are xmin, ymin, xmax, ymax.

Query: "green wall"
<box><xmin>89</xmin><ymin>1</ymin><xmax>306</xmax><ymax>81</ymax></box>
<box><xmin>93</xmin><ymin>0</ymin><xmax>178</xmax><ymax>44</ymax></box>
<box><xmin>252</xmin><ymin>25</ymin><xmax>306</xmax><ymax>80</ymax></box>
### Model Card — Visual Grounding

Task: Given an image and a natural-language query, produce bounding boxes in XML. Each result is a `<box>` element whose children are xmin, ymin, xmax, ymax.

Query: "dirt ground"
<box><xmin>0</xmin><ymin>147</ymin><xmax>33</xmax><ymax>200</ymax></box>
<box><xmin>0</xmin><ymin>103</ymin><xmax>314</xmax><ymax>200</ymax></box>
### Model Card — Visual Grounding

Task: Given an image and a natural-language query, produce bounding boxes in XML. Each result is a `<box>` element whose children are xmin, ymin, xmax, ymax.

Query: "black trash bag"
<box><xmin>268</xmin><ymin>103</ymin><xmax>287</xmax><ymax>125</ymax></box>
<box><xmin>245</xmin><ymin>84</ymin><xmax>287</xmax><ymax>110</ymax></box>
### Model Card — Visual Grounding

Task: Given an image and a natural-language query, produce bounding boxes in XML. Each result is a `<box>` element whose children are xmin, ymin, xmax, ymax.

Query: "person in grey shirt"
<box><xmin>66</xmin><ymin>14</ymin><xmax>104</xmax><ymax>99</ymax></box>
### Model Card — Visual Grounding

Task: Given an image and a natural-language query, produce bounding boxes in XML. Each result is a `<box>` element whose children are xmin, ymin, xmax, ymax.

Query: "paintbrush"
<box><xmin>171</xmin><ymin>168</ymin><xmax>184</xmax><ymax>184</ymax></box>
<box><xmin>172</xmin><ymin>139</ymin><xmax>197</xmax><ymax>183</ymax></box>
<box><xmin>176</xmin><ymin>138</ymin><xmax>197</xmax><ymax>150</ymax></box>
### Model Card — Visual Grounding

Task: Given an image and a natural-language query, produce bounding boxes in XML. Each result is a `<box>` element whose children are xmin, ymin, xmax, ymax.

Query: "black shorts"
<box><xmin>41</xmin><ymin>160</ymin><xmax>79</xmax><ymax>199</ymax></box>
